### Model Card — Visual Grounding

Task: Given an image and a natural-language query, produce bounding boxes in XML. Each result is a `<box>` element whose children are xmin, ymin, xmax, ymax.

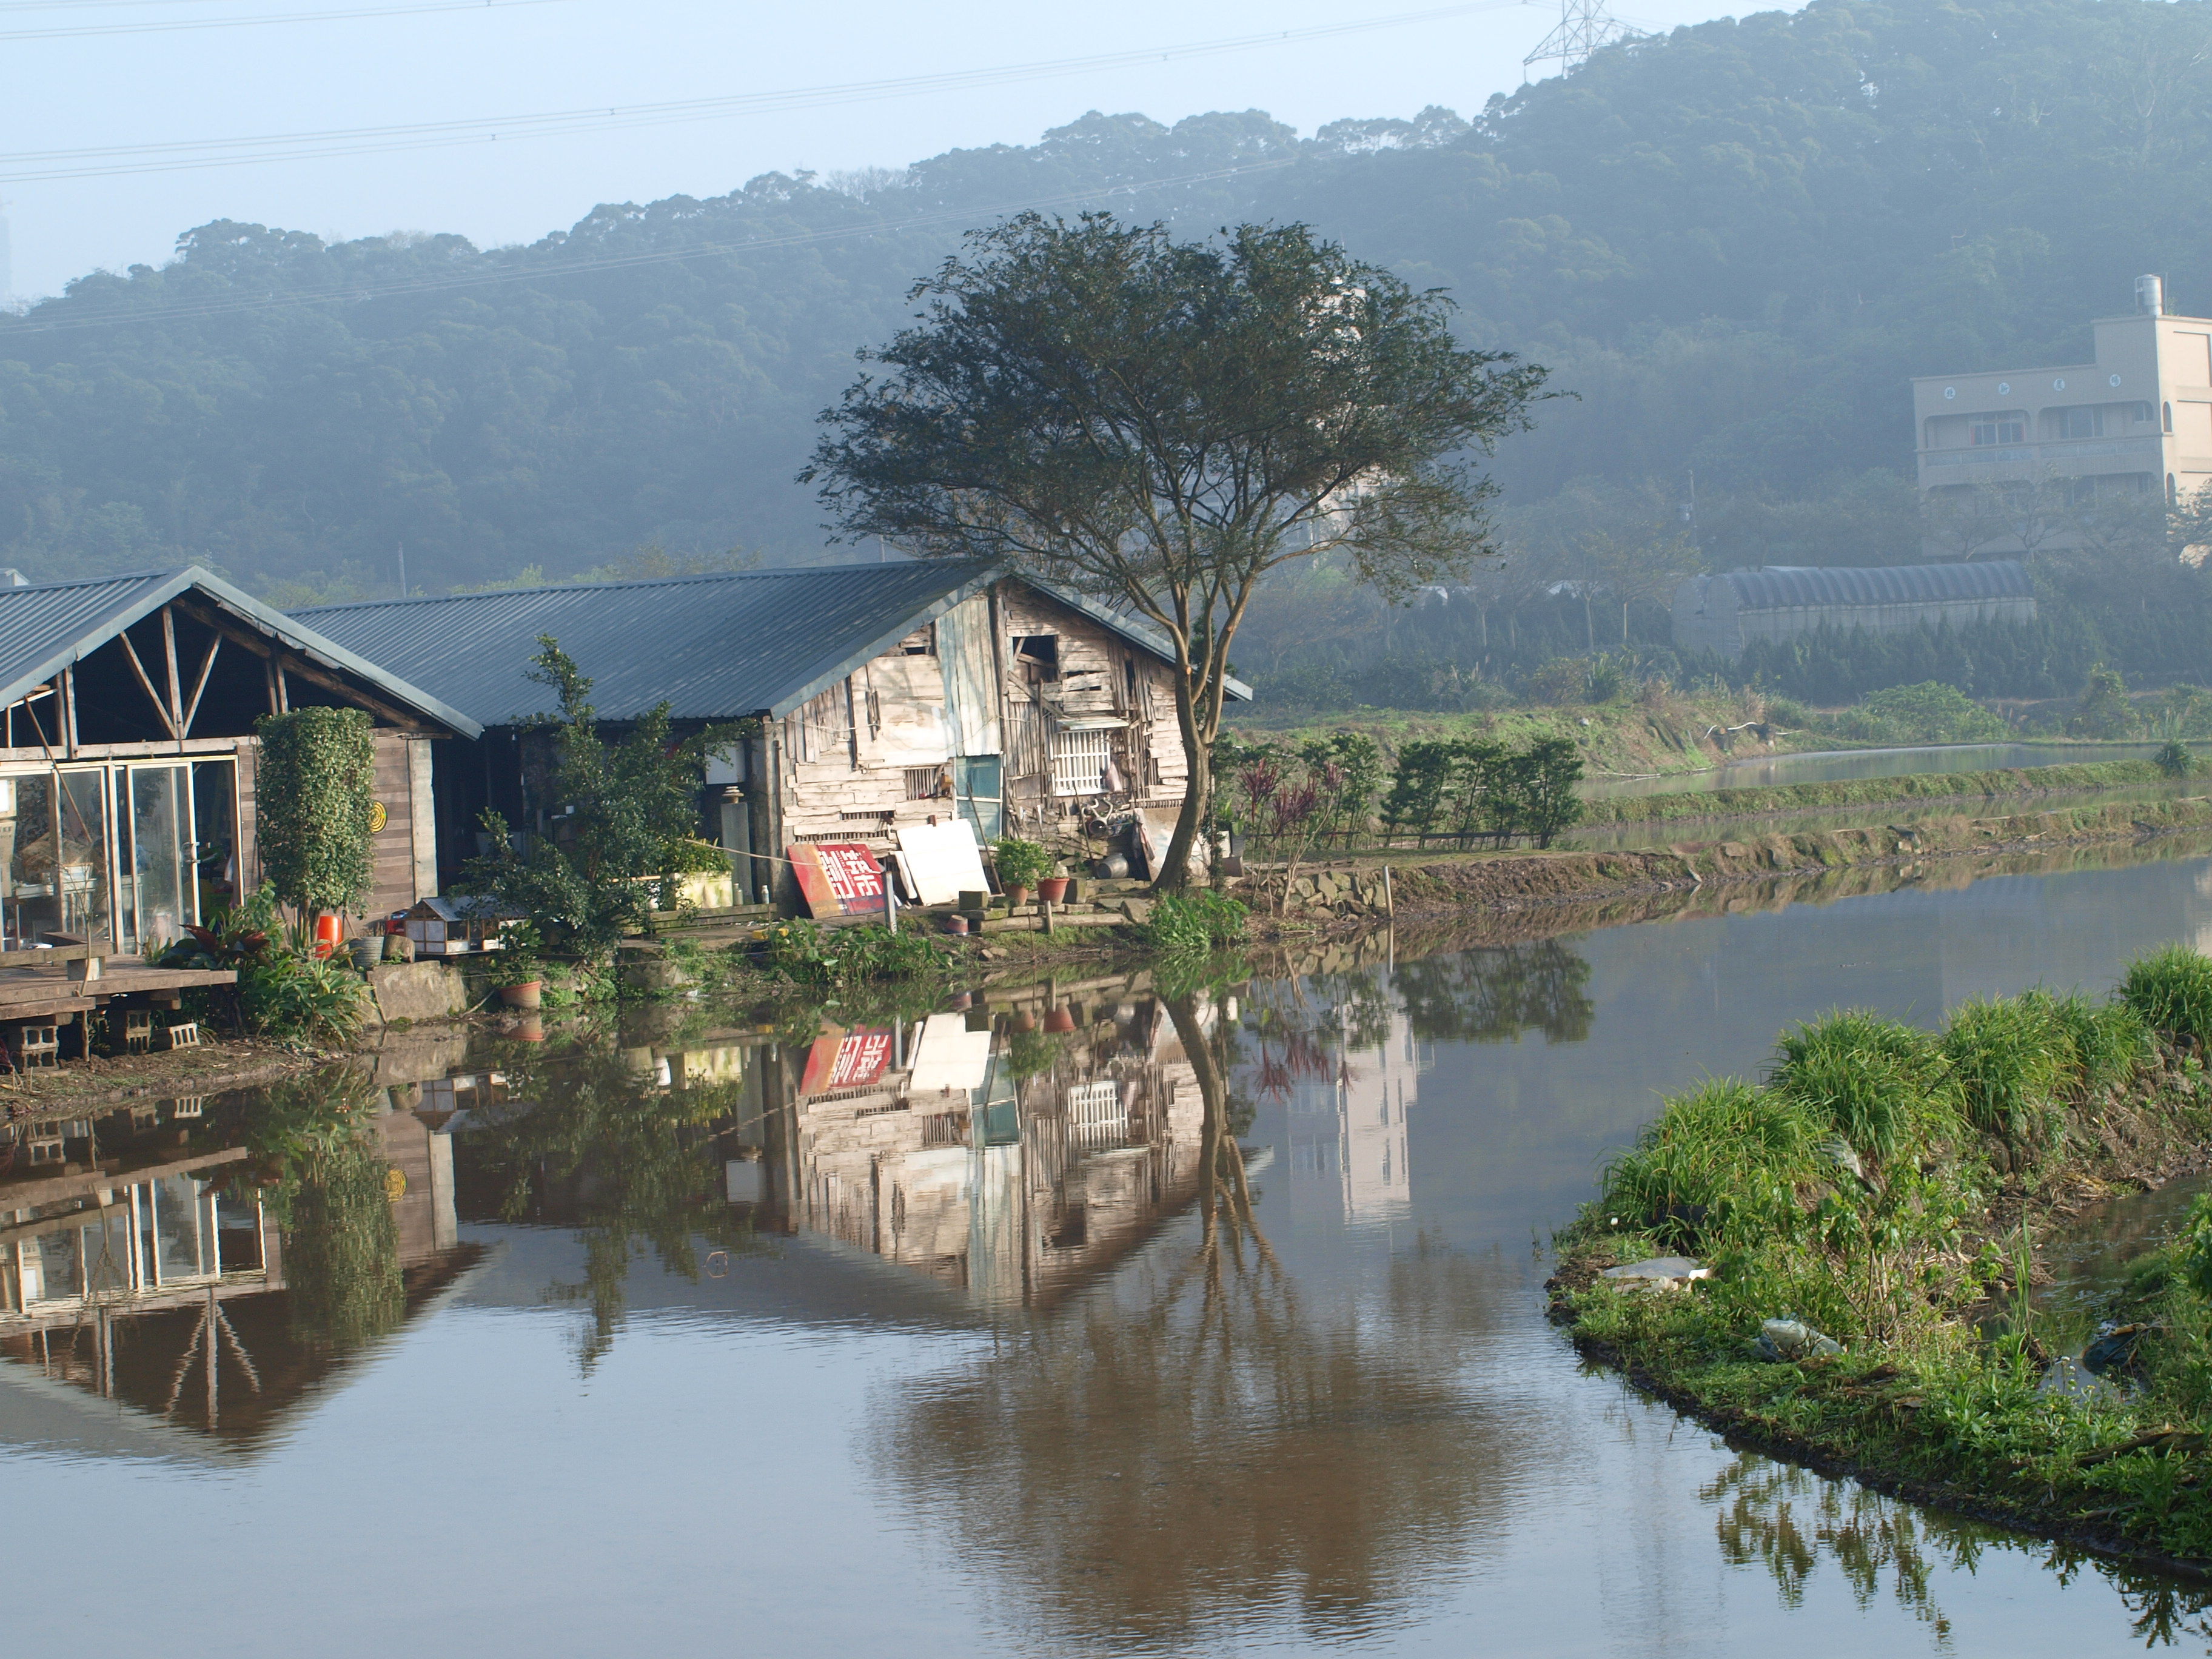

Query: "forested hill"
<box><xmin>5</xmin><ymin>0</ymin><xmax>2212</xmax><ymax>598</ymax></box>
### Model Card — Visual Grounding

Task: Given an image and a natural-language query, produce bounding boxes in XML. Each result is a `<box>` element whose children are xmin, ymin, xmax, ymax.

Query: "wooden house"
<box><xmin>0</xmin><ymin>568</ymin><xmax>478</xmax><ymax>953</ymax></box>
<box><xmin>296</xmin><ymin>561</ymin><xmax>1248</xmax><ymax>911</ymax></box>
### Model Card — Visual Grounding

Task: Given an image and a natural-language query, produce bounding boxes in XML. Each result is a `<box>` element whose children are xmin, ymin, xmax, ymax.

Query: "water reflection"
<box><xmin>0</xmin><ymin>1068</ymin><xmax>480</xmax><ymax>1445</ymax></box>
<box><xmin>1706</xmin><ymin>1451</ymin><xmax>2212</xmax><ymax>1649</ymax></box>
<box><xmin>877</xmin><ymin>984</ymin><xmax>1510</xmax><ymax>1650</ymax></box>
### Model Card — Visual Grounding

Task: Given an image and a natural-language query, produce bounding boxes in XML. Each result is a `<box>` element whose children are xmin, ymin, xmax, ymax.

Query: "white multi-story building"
<box><xmin>1911</xmin><ymin>275</ymin><xmax>2212</xmax><ymax>552</ymax></box>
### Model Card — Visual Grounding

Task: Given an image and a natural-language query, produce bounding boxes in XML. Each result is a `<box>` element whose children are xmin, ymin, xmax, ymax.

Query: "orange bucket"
<box><xmin>313</xmin><ymin>913</ymin><xmax>343</xmax><ymax>959</ymax></box>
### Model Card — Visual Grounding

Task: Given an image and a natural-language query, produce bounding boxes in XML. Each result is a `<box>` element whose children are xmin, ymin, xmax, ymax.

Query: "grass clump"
<box><xmin>759</xmin><ymin>918</ymin><xmax>952</xmax><ymax>988</ymax></box>
<box><xmin>1555</xmin><ymin>947</ymin><xmax>2212</xmax><ymax>1565</ymax></box>
<box><xmin>1141</xmin><ymin>890</ymin><xmax>1250</xmax><ymax>961</ymax></box>
<box><xmin>2122</xmin><ymin>942</ymin><xmax>2212</xmax><ymax>1053</ymax></box>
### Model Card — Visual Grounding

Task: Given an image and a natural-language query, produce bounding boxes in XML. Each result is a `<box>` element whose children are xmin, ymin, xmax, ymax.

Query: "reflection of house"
<box><xmin>763</xmin><ymin>1001</ymin><xmax>1205</xmax><ymax>1309</ymax></box>
<box><xmin>0</xmin><ymin>568</ymin><xmax>477</xmax><ymax>955</ymax></box>
<box><xmin>0</xmin><ymin>1089</ymin><xmax>479</xmax><ymax>1446</ymax></box>
<box><xmin>1286</xmin><ymin>1010</ymin><xmax>1421</xmax><ymax>1227</ymax></box>
<box><xmin>297</xmin><ymin>563</ymin><xmax>1248</xmax><ymax>909</ymax></box>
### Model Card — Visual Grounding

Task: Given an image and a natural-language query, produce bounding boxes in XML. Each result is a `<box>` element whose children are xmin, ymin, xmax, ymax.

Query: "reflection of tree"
<box><xmin>1393</xmin><ymin>939</ymin><xmax>1594</xmax><ymax>1045</ymax></box>
<box><xmin>452</xmin><ymin>1046</ymin><xmax>756</xmax><ymax>1368</ymax></box>
<box><xmin>1706</xmin><ymin>1452</ymin><xmax>2212</xmax><ymax>1647</ymax></box>
<box><xmin>874</xmin><ymin>993</ymin><xmax>1507</xmax><ymax>1647</ymax></box>
<box><xmin>286</xmin><ymin>1128</ymin><xmax>404</xmax><ymax>1352</ymax></box>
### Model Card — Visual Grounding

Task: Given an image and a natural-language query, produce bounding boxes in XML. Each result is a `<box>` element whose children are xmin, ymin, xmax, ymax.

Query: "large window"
<box><xmin>1972</xmin><ymin>416</ymin><xmax>2026</xmax><ymax>446</ymax></box>
<box><xmin>2057</xmin><ymin>406</ymin><xmax>2105</xmax><ymax>440</ymax></box>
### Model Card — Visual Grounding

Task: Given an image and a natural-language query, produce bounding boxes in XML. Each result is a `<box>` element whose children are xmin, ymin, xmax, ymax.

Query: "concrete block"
<box><xmin>368</xmin><ymin>961</ymin><xmax>471</xmax><ymax>1024</ymax></box>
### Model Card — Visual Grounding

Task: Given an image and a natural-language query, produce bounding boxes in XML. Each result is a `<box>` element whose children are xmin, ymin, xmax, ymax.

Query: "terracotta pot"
<box><xmin>945</xmin><ymin>992</ymin><xmax>973</xmax><ymax>1011</ymax></box>
<box><xmin>513</xmin><ymin>1014</ymin><xmax>545</xmax><ymax>1042</ymax></box>
<box><xmin>1043</xmin><ymin>1006</ymin><xmax>1077</xmax><ymax>1033</ymax></box>
<box><xmin>1010</xmin><ymin>1010</ymin><xmax>1037</xmax><ymax>1033</ymax></box>
<box><xmin>943</xmin><ymin>913</ymin><xmax>970</xmax><ymax>935</ymax></box>
<box><xmin>1002</xmin><ymin>885</ymin><xmax>1031</xmax><ymax>907</ymax></box>
<box><xmin>1036</xmin><ymin>877</ymin><xmax>1071</xmax><ymax>903</ymax></box>
<box><xmin>498</xmin><ymin>979</ymin><xmax>543</xmax><ymax>1010</ymax></box>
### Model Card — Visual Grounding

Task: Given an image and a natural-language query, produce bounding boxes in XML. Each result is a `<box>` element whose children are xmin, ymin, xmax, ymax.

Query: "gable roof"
<box><xmin>0</xmin><ymin>567</ymin><xmax>481</xmax><ymax>737</ymax></box>
<box><xmin>296</xmin><ymin>561</ymin><xmax>1248</xmax><ymax>726</ymax></box>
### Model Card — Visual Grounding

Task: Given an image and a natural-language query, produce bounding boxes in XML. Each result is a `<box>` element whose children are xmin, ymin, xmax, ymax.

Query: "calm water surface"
<box><xmin>11</xmin><ymin>851</ymin><xmax>2212</xmax><ymax>1654</ymax></box>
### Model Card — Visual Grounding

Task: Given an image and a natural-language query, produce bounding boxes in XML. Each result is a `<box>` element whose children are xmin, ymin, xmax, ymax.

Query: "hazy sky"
<box><xmin>3</xmin><ymin>0</ymin><xmax>1749</xmax><ymax>300</ymax></box>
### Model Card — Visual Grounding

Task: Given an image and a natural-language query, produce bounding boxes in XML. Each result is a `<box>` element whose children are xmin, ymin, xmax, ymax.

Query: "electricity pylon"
<box><xmin>1524</xmin><ymin>0</ymin><xmax>1641</xmax><ymax>76</ymax></box>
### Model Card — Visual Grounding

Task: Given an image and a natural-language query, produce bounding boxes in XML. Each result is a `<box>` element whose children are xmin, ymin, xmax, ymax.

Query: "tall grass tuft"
<box><xmin>1769</xmin><ymin>1010</ymin><xmax>1952</xmax><ymax>1161</ymax></box>
<box><xmin>2020</xmin><ymin>988</ymin><xmax>2149</xmax><ymax>1096</ymax></box>
<box><xmin>1597</xmin><ymin>1079</ymin><xmax>1815</xmax><ymax>1250</ymax></box>
<box><xmin>1141</xmin><ymin>891</ymin><xmax>1250</xmax><ymax>962</ymax></box>
<box><xmin>2120</xmin><ymin>944</ymin><xmax>2212</xmax><ymax>1051</ymax></box>
<box><xmin>1942</xmin><ymin>995</ymin><xmax>2075</xmax><ymax>1150</ymax></box>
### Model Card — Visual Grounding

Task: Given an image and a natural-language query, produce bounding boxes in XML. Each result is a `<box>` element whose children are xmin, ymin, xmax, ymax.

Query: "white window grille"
<box><xmin>1048</xmin><ymin>728</ymin><xmax>1116</xmax><ymax>796</ymax></box>
<box><xmin>1065</xmin><ymin>1079</ymin><xmax>1125</xmax><ymax>1150</ymax></box>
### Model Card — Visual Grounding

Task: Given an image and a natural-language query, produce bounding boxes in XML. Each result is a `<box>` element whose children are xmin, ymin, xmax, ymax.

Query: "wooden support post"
<box><xmin>264</xmin><ymin>656</ymin><xmax>281</xmax><ymax>716</ymax></box>
<box><xmin>118</xmin><ymin>629</ymin><xmax>178</xmax><ymax>739</ymax></box>
<box><xmin>161</xmin><ymin>606</ymin><xmax>185</xmax><ymax>748</ymax></box>
<box><xmin>181</xmin><ymin>636</ymin><xmax>221</xmax><ymax>739</ymax></box>
<box><xmin>60</xmin><ymin>669</ymin><xmax>76</xmax><ymax>757</ymax></box>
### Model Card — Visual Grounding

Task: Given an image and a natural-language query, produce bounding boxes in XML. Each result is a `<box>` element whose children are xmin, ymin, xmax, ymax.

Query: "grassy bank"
<box><xmin>1550</xmin><ymin>947</ymin><xmax>2212</xmax><ymax>1570</ymax></box>
<box><xmin>1578</xmin><ymin>759</ymin><xmax>2173</xmax><ymax>828</ymax></box>
<box><xmin>1224</xmin><ymin>692</ymin><xmax>1795</xmax><ymax>783</ymax></box>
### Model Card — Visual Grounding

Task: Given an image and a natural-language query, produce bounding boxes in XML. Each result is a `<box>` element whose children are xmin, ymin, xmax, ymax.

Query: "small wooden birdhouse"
<box><xmin>403</xmin><ymin>896</ymin><xmax>512</xmax><ymax>956</ymax></box>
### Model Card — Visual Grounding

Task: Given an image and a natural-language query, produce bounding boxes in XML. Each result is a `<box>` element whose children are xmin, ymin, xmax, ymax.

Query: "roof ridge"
<box><xmin>295</xmin><ymin>557</ymin><xmax>996</xmax><ymax>613</ymax></box>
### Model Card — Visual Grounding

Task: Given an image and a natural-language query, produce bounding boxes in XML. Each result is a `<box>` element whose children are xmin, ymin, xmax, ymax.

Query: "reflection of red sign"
<box><xmin>799</xmin><ymin>1025</ymin><xmax>895</xmax><ymax>1095</ymax></box>
<box><xmin>789</xmin><ymin>842</ymin><xmax>887</xmax><ymax>917</ymax></box>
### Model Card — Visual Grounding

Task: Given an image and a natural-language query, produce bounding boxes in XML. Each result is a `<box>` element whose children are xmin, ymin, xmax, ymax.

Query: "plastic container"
<box><xmin>312</xmin><ymin>913</ymin><xmax>343</xmax><ymax>959</ymax></box>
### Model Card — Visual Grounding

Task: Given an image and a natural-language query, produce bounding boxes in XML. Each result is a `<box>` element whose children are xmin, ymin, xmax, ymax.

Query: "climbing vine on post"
<box><xmin>255</xmin><ymin>707</ymin><xmax>377</xmax><ymax>922</ymax></box>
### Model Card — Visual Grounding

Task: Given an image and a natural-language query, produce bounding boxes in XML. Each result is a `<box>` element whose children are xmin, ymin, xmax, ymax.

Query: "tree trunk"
<box><xmin>1583</xmin><ymin>592</ymin><xmax>1594</xmax><ymax>651</ymax></box>
<box><xmin>1156</xmin><ymin>675</ymin><xmax>1215</xmax><ymax>892</ymax></box>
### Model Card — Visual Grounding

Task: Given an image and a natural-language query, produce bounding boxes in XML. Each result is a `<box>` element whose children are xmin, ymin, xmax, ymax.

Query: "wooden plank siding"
<box><xmin>769</xmin><ymin>579</ymin><xmax>1194</xmax><ymax>874</ymax></box>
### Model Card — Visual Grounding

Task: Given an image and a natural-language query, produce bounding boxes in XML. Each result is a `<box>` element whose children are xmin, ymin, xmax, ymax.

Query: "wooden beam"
<box><xmin>161</xmin><ymin>605</ymin><xmax>185</xmax><ymax>743</ymax></box>
<box><xmin>116</xmin><ymin>626</ymin><xmax>180</xmax><ymax>739</ymax></box>
<box><xmin>0</xmin><ymin>737</ymin><xmax>240</xmax><ymax>764</ymax></box>
<box><xmin>264</xmin><ymin>654</ymin><xmax>280</xmax><ymax>716</ymax></box>
<box><xmin>181</xmin><ymin>635</ymin><xmax>221</xmax><ymax>739</ymax></box>
<box><xmin>169</xmin><ymin>594</ymin><xmax>437</xmax><ymax>732</ymax></box>
<box><xmin>61</xmin><ymin>668</ymin><xmax>77</xmax><ymax>757</ymax></box>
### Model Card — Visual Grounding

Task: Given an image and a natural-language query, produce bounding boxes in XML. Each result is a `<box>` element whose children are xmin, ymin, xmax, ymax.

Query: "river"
<box><xmin>1584</xmin><ymin>738</ymin><xmax>2212</xmax><ymax>798</ymax></box>
<box><xmin>8</xmin><ymin>846</ymin><xmax>2212</xmax><ymax>1655</ymax></box>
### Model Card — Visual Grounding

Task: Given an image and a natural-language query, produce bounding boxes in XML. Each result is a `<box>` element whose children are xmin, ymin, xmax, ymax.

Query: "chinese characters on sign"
<box><xmin>788</xmin><ymin>842</ymin><xmax>888</xmax><ymax>917</ymax></box>
<box><xmin>799</xmin><ymin>1025</ymin><xmax>896</xmax><ymax>1094</ymax></box>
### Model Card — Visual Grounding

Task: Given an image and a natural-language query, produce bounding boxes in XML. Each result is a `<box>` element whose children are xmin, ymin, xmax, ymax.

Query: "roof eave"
<box><xmin>0</xmin><ymin>568</ymin><xmax>484</xmax><ymax>739</ymax></box>
<box><xmin>760</xmin><ymin>563</ymin><xmax>1006</xmax><ymax>720</ymax></box>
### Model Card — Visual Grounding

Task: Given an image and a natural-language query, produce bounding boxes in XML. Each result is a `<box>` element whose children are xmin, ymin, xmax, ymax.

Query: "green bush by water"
<box><xmin>1141</xmin><ymin>891</ymin><xmax>1250</xmax><ymax>961</ymax></box>
<box><xmin>760</xmin><ymin>918</ymin><xmax>952</xmax><ymax>988</ymax></box>
<box><xmin>1559</xmin><ymin>950</ymin><xmax>2212</xmax><ymax>1563</ymax></box>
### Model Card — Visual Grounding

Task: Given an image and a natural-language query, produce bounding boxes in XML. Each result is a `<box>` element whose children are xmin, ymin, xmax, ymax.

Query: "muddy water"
<box><xmin>8</xmin><ymin>855</ymin><xmax>2212</xmax><ymax>1653</ymax></box>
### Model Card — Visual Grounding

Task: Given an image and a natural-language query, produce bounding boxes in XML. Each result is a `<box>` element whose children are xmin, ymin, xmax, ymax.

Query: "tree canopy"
<box><xmin>808</xmin><ymin>213</ymin><xmax>1544</xmax><ymax>883</ymax></box>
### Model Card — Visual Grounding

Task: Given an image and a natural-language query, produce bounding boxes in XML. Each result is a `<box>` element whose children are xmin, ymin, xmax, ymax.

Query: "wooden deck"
<box><xmin>0</xmin><ymin>957</ymin><xmax>237</xmax><ymax>1021</ymax></box>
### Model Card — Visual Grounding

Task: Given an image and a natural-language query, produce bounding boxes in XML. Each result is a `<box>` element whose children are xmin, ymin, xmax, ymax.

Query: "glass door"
<box><xmin>122</xmin><ymin>765</ymin><xmax>190</xmax><ymax>956</ymax></box>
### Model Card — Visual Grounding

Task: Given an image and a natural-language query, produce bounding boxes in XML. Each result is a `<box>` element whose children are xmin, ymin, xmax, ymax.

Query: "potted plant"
<box><xmin>993</xmin><ymin>837</ymin><xmax>1053</xmax><ymax>906</ymax></box>
<box><xmin>492</xmin><ymin>923</ymin><xmax>544</xmax><ymax>1010</ymax></box>
<box><xmin>1036</xmin><ymin>859</ymin><xmax>1071</xmax><ymax>905</ymax></box>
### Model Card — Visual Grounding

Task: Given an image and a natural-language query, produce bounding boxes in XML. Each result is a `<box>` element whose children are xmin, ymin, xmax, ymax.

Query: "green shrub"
<box><xmin>1942</xmin><ymin>994</ymin><xmax>2074</xmax><ymax>1149</ymax></box>
<box><xmin>1597</xmin><ymin>1078</ymin><xmax>1815</xmax><ymax>1251</ymax></box>
<box><xmin>1831</xmin><ymin>680</ymin><xmax>2008</xmax><ymax>745</ymax></box>
<box><xmin>2019</xmin><ymin>988</ymin><xmax>2148</xmax><ymax>1095</ymax></box>
<box><xmin>760</xmin><ymin>918</ymin><xmax>950</xmax><ymax>987</ymax></box>
<box><xmin>1769</xmin><ymin>1009</ymin><xmax>1953</xmax><ymax>1161</ymax></box>
<box><xmin>2156</xmin><ymin>740</ymin><xmax>2196</xmax><ymax>778</ymax></box>
<box><xmin>1141</xmin><ymin>890</ymin><xmax>1249</xmax><ymax>960</ymax></box>
<box><xmin>991</xmin><ymin>837</ymin><xmax>1056</xmax><ymax>889</ymax></box>
<box><xmin>254</xmin><ymin>707</ymin><xmax>377</xmax><ymax>921</ymax></box>
<box><xmin>240</xmin><ymin>948</ymin><xmax>368</xmax><ymax>1047</ymax></box>
<box><xmin>2121</xmin><ymin>943</ymin><xmax>2212</xmax><ymax>1051</ymax></box>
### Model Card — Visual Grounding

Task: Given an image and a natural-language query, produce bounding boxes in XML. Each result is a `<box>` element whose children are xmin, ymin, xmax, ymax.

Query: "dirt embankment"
<box><xmin>1377</xmin><ymin>799</ymin><xmax>2212</xmax><ymax>922</ymax></box>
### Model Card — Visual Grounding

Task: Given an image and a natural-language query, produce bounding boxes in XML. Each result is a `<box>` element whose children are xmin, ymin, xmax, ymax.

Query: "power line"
<box><xmin>0</xmin><ymin>0</ymin><xmax>565</xmax><ymax>42</ymax></box>
<box><xmin>0</xmin><ymin>1</ymin><xmax>1533</xmax><ymax>183</ymax></box>
<box><xmin>0</xmin><ymin>155</ymin><xmax>1307</xmax><ymax>334</ymax></box>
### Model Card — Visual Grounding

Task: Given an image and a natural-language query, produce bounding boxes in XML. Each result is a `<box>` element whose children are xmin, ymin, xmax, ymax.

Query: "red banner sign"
<box><xmin>799</xmin><ymin>1025</ymin><xmax>896</xmax><ymax>1096</ymax></box>
<box><xmin>789</xmin><ymin>842</ymin><xmax>888</xmax><ymax>918</ymax></box>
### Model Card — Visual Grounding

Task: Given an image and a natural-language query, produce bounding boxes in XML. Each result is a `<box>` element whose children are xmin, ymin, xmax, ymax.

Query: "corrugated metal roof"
<box><xmin>1720</xmin><ymin>561</ymin><xmax>2034</xmax><ymax>612</ymax></box>
<box><xmin>297</xmin><ymin>561</ymin><xmax>1250</xmax><ymax>726</ymax></box>
<box><xmin>0</xmin><ymin>567</ymin><xmax>481</xmax><ymax>737</ymax></box>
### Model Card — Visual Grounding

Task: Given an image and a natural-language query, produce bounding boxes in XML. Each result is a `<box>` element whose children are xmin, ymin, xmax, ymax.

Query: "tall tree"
<box><xmin>806</xmin><ymin>212</ymin><xmax>1547</xmax><ymax>885</ymax></box>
